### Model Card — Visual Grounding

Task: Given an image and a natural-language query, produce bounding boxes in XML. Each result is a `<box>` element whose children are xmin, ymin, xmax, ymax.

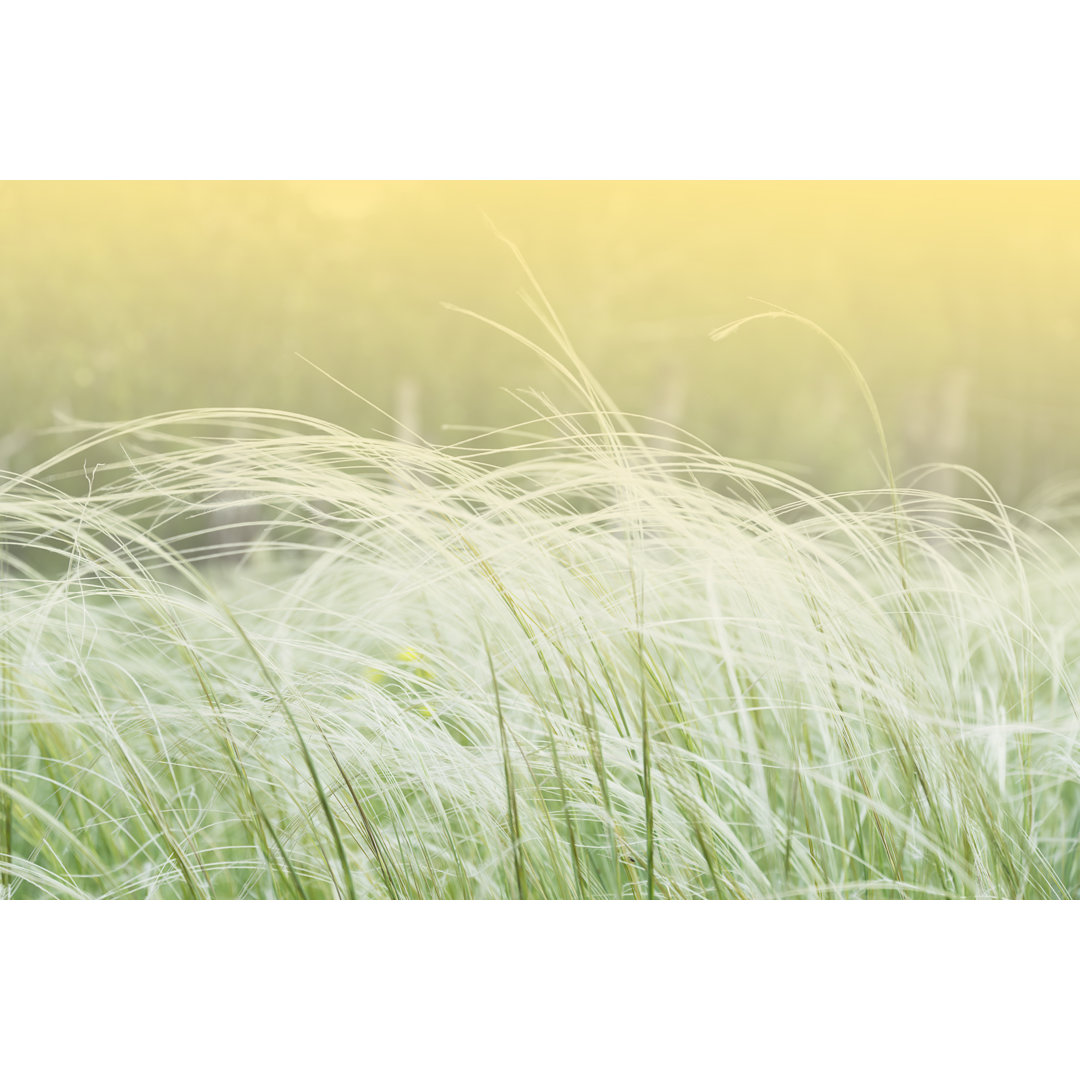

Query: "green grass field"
<box><xmin>4</xmin><ymin>315</ymin><xmax>1080</xmax><ymax>900</ymax></box>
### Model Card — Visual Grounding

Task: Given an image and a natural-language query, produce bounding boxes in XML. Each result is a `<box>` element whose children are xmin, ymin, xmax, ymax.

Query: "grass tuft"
<box><xmin>1</xmin><ymin>322</ymin><xmax>1079</xmax><ymax>899</ymax></box>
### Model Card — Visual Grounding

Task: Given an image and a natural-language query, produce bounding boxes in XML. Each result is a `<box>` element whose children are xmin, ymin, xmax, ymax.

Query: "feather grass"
<box><xmin>1</xmin><ymin>325</ymin><xmax>1079</xmax><ymax>898</ymax></box>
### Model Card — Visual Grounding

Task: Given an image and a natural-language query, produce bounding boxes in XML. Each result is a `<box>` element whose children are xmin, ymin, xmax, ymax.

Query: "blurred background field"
<box><xmin>2</xmin><ymin>180</ymin><xmax>1078</xmax><ymax>500</ymax></box>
